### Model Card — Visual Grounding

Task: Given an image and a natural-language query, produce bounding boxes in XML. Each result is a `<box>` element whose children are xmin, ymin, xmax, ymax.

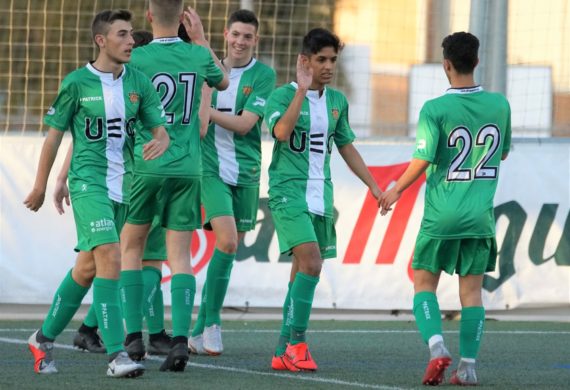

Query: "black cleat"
<box><xmin>147</xmin><ymin>330</ymin><xmax>172</xmax><ymax>356</ymax></box>
<box><xmin>159</xmin><ymin>343</ymin><xmax>189</xmax><ymax>372</ymax></box>
<box><xmin>125</xmin><ymin>337</ymin><xmax>146</xmax><ymax>361</ymax></box>
<box><xmin>73</xmin><ymin>330</ymin><xmax>106</xmax><ymax>353</ymax></box>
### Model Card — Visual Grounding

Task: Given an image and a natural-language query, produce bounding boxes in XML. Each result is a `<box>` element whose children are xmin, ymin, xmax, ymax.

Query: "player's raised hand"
<box><xmin>378</xmin><ymin>188</ymin><xmax>399</xmax><ymax>216</ymax></box>
<box><xmin>24</xmin><ymin>188</ymin><xmax>46</xmax><ymax>212</ymax></box>
<box><xmin>183</xmin><ymin>6</ymin><xmax>207</xmax><ymax>45</ymax></box>
<box><xmin>296</xmin><ymin>54</ymin><xmax>313</xmax><ymax>90</ymax></box>
<box><xmin>53</xmin><ymin>178</ymin><xmax>70</xmax><ymax>215</ymax></box>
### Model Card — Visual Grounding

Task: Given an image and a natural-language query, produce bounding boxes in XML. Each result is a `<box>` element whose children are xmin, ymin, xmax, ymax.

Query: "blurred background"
<box><xmin>1</xmin><ymin>0</ymin><xmax>568</xmax><ymax>137</ymax></box>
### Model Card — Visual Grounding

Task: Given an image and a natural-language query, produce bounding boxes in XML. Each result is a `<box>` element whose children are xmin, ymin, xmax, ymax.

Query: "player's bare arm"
<box><xmin>53</xmin><ymin>142</ymin><xmax>72</xmax><ymax>215</ymax></box>
<box><xmin>209</xmin><ymin>108</ymin><xmax>260</xmax><ymax>136</ymax></box>
<box><xmin>379</xmin><ymin>158</ymin><xmax>430</xmax><ymax>215</ymax></box>
<box><xmin>142</xmin><ymin>126</ymin><xmax>170</xmax><ymax>160</ymax></box>
<box><xmin>24</xmin><ymin>128</ymin><xmax>64</xmax><ymax>212</ymax></box>
<box><xmin>338</xmin><ymin>143</ymin><xmax>382</xmax><ymax>200</ymax></box>
<box><xmin>199</xmin><ymin>85</ymin><xmax>213</xmax><ymax>139</ymax></box>
<box><xmin>273</xmin><ymin>55</ymin><xmax>312</xmax><ymax>141</ymax></box>
<box><xmin>183</xmin><ymin>6</ymin><xmax>229</xmax><ymax>91</ymax></box>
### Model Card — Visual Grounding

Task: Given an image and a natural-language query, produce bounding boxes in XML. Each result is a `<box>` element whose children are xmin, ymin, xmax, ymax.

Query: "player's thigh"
<box><xmin>160</xmin><ymin>177</ymin><xmax>201</xmax><ymax>231</ymax></box>
<box><xmin>127</xmin><ymin>175</ymin><xmax>162</xmax><ymax>225</ymax></box>
<box><xmin>143</xmin><ymin>215</ymin><xmax>167</xmax><ymax>261</ymax></box>
<box><xmin>457</xmin><ymin>237</ymin><xmax>497</xmax><ymax>276</ymax></box>
<box><xmin>201</xmin><ymin>176</ymin><xmax>233</xmax><ymax>230</ymax></box>
<box><xmin>309</xmin><ymin>213</ymin><xmax>337</xmax><ymax>259</ymax></box>
<box><xmin>412</xmin><ymin>233</ymin><xmax>461</xmax><ymax>275</ymax></box>
<box><xmin>232</xmin><ymin>185</ymin><xmax>259</xmax><ymax>232</ymax></box>
<box><xmin>72</xmin><ymin>195</ymin><xmax>123</xmax><ymax>252</ymax></box>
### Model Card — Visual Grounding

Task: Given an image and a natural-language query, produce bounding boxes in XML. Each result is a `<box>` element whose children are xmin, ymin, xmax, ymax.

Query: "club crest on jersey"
<box><xmin>331</xmin><ymin>108</ymin><xmax>339</xmax><ymax>120</ymax></box>
<box><xmin>128</xmin><ymin>92</ymin><xmax>139</xmax><ymax>104</ymax></box>
<box><xmin>242</xmin><ymin>86</ymin><xmax>253</xmax><ymax>96</ymax></box>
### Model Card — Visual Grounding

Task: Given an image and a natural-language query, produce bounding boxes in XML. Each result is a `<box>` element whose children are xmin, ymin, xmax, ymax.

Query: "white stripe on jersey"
<box><xmin>87</xmin><ymin>64</ymin><xmax>127</xmax><ymax>203</ymax></box>
<box><xmin>214</xmin><ymin>59</ymin><xmax>257</xmax><ymax>185</ymax></box>
<box><xmin>305</xmin><ymin>88</ymin><xmax>328</xmax><ymax>216</ymax></box>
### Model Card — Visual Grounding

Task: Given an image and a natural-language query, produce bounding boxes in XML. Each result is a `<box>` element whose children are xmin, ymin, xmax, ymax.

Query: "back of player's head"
<box><xmin>132</xmin><ymin>30</ymin><xmax>153</xmax><ymax>48</ymax></box>
<box><xmin>227</xmin><ymin>9</ymin><xmax>259</xmax><ymax>31</ymax></box>
<box><xmin>91</xmin><ymin>9</ymin><xmax>132</xmax><ymax>42</ymax></box>
<box><xmin>149</xmin><ymin>0</ymin><xmax>184</xmax><ymax>26</ymax></box>
<box><xmin>441</xmin><ymin>32</ymin><xmax>479</xmax><ymax>74</ymax></box>
<box><xmin>301</xmin><ymin>28</ymin><xmax>340</xmax><ymax>56</ymax></box>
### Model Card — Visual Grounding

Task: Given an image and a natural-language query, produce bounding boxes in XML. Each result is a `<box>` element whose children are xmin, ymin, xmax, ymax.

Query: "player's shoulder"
<box><xmin>251</xmin><ymin>59</ymin><xmax>276</xmax><ymax>76</ymax></box>
<box><xmin>480</xmin><ymin>90</ymin><xmax>510</xmax><ymax>108</ymax></box>
<box><xmin>59</xmin><ymin>66</ymin><xmax>92</xmax><ymax>90</ymax></box>
<box><xmin>271</xmin><ymin>82</ymin><xmax>296</xmax><ymax>96</ymax></box>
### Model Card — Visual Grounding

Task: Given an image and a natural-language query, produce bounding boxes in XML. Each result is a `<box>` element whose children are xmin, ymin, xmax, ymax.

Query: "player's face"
<box><xmin>308</xmin><ymin>46</ymin><xmax>337</xmax><ymax>89</ymax></box>
<box><xmin>224</xmin><ymin>22</ymin><xmax>258</xmax><ymax>63</ymax></box>
<box><xmin>99</xmin><ymin>20</ymin><xmax>135</xmax><ymax>64</ymax></box>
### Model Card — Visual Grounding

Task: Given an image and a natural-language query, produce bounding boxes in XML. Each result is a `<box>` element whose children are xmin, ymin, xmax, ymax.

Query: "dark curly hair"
<box><xmin>441</xmin><ymin>32</ymin><xmax>479</xmax><ymax>74</ymax></box>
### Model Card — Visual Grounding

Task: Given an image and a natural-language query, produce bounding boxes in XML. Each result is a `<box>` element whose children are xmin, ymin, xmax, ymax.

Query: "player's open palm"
<box><xmin>183</xmin><ymin>6</ymin><xmax>206</xmax><ymax>45</ymax></box>
<box><xmin>296</xmin><ymin>54</ymin><xmax>313</xmax><ymax>90</ymax></box>
<box><xmin>24</xmin><ymin>188</ymin><xmax>46</xmax><ymax>212</ymax></box>
<box><xmin>53</xmin><ymin>179</ymin><xmax>70</xmax><ymax>215</ymax></box>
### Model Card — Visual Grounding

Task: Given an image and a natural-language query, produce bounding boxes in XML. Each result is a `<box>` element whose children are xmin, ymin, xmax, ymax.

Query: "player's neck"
<box><xmin>92</xmin><ymin>56</ymin><xmax>124</xmax><ymax>80</ymax></box>
<box><xmin>152</xmin><ymin>25</ymin><xmax>179</xmax><ymax>40</ymax></box>
<box><xmin>223</xmin><ymin>56</ymin><xmax>253</xmax><ymax>69</ymax></box>
<box><xmin>449</xmin><ymin>74</ymin><xmax>476</xmax><ymax>89</ymax></box>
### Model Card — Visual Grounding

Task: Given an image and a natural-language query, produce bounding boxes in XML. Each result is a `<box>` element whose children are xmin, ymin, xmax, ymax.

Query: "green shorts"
<box><xmin>201</xmin><ymin>175</ymin><xmax>259</xmax><ymax>232</ymax></box>
<box><xmin>128</xmin><ymin>175</ymin><xmax>202</xmax><ymax>231</ymax></box>
<box><xmin>271</xmin><ymin>207</ymin><xmax>336</xmax><ymax>259</ymax></box>
<box><xmin>72</xmin><ymin>195</ymin><xmax>128</xmax><ymax>252</ymax></box>
<box><xmin>143</xmin><ymin>216</ymin><xmax>167</xmax><ymax>261</ymax></box>
<box><xmin>412</xmin><ymin>232</ymin><xmax>497</xmax><ymax>276</ymax></box>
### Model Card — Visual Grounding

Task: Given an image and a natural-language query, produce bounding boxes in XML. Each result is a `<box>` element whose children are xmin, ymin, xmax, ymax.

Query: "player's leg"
<box><xmin>188</xmin><ymin>281</ymin><xmax>208</xmax><ymax>354</ymax></box>
<box><xmin>451</xmin><ymin>238</ymin><xmax>496</xmax><ymax>386</ymax></box>
<box><xmin>412</xmin><ymin>234</ymin><xmax>456</xmax><ymax>385</ymax></box>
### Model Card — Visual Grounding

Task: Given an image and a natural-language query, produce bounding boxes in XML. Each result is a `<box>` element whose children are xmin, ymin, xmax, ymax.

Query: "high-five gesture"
<box><xmin>296</xmin><ymin>54</ymin><xmax>313</xmax><ymax>90</ymax></box>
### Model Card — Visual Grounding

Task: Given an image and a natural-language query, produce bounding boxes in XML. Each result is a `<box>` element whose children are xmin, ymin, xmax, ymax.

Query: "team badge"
<box><xmin>129</xmin><ymin>92</ymin><xmax>139</xmax><ymax>104</ymax></box>
<box><xmin>331</xmin><ymin>108</ymin><xmax>339</xmax><ymax>120</ymax></box>
<box><xmin>242</xmin><ymin>86</ymin><xmax>252</xmax><ymax>96</ymax></box>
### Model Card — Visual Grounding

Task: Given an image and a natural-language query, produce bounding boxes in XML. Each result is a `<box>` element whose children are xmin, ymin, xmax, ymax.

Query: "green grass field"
<box><xmin>1</xmin><ymin>319</ymin><xmax>568</xmax><ymax>389</ymax></box>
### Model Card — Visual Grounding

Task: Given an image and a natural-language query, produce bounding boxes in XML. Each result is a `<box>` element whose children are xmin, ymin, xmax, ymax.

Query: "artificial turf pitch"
<box><xmin>0</xmin><ymin>319</ymin><xmax>568</xmax><ymax>389</ymax></box>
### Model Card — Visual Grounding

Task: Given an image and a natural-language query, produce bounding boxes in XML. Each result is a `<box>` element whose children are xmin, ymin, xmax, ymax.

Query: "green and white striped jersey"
<box><xmin>131</xmin><ymin>38</ymin><xmax>225</xmax><ymax>178</ymax></box>
<box><xmin>44</xmin><ymin>63</ymin><xmax>166</xmax><ymax>204</ymax></box>
<box><xmin>265</xmin><ymin>83</ymin><xmax>355</xmax><ymax>217</ymax></box>
<box><xmin>413</xmin><ymin>86</ymin><xmax>512</xmax><ymax>238</ymax></box>
<box><xmin>202</xmin><ymin>58</ymin><xmax>276</xmax><ymax>187</ymax></box>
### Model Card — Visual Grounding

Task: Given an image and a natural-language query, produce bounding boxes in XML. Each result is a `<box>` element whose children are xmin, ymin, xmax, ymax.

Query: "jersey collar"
<box><xmin>151</xmin><ymin>37</ymin><xmax>183</xmax><ymax>44</ymax></box>
<box><xmin>290</xmin><ymin>82</ymin><xmax>327</xmax><ymax>99</ymax></box>
<box><xmin>446</xmin><ymin>85</ymin><xmax>483</xmax><ymax>94</ymax></box>
<box><xmin>86</xmin><ymin>62</ymin><xmax>126</xmax><ymax>83</ymax></box>
<box><xmin>225</xmin><ymin>58</ymin><xmax>256</xmax><ymax>76</ymax></box>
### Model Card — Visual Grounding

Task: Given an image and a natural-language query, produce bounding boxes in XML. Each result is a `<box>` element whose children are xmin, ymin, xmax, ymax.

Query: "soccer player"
<box><xmin>378</xmin><ymin>32</ymin><xmax>511</xmax><ymax>386</ymax></box>
<box><xmin>24</xmin><ymin>9</ymin><xmax>170</xmax><ymax>377</ymax></box>
<box><xmin>265</xmin><ymin>28</ymin><xmax>381</xmax><ymax>372</ymax></box>
<box><xmin>119</xmin><ymin>1</ymin><xmax>228</xmax><ymax>372</ymax></box>
<box><xmin>187</xmin><ymin>9</ymin><xmax>276</xmax><ymax>356</ymax></box>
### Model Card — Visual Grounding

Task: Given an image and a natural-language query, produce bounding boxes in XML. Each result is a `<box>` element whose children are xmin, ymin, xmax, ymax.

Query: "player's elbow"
<box><xmin>216</xmin><ymin>77</ymin><xmax>230</xmax><ymax>91</ymax></box>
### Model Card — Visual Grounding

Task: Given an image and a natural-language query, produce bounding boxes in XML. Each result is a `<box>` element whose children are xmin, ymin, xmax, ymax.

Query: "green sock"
<box><xmin>171</xmin><ymin>273</ymin><xmax>196</xmax><ymax>338</ymax></box>
<box><xmin>120</xmin><ymin>270</ymin><xmax>144</xmax><ymax>335</ymax></box>
<box><xmin>289</xmin><ymin>272</ymin><xmax>319</xmax><ymax>345</ymax></box>
<box><xmin>275</xmin><ymin>281</ymin><xmax>293</xmax><ymax>356</ymax></box>
<box><xmin>205</xmin><ymin>249</ymin><xmax>235</xmax><ymax>327</ymax></box>
<box><xmin>460</xmin><ymin>306</ymin><xmax>485</xmax><ymax>359</ymax></box>
<box><xmin>142</xmin><ymin>266</ymin><xmax>164</xmax><ymax>334</ymax></box>
<box><xmin>413</xmin><ymin>291</ymin><xmax>443</xmax><ymax>344</ymax></box>
<box><xmin>83</xmin><ymin>304</ymin><xmax>98</xmax><ymax>328</ymax></box>
<box><xmin>191</xmin><ymin>282</ymin><xmax>207</xmax><ymax>337</ymax></box>
<box><xmin>92</xmin><ymin>277</ymin><xmax>124</xmax><ymax>355</ymax></box>
<box><xmin>41</xmin><ymin>269</ymin><xmax>89</xmax><ymax>340</ymax></box>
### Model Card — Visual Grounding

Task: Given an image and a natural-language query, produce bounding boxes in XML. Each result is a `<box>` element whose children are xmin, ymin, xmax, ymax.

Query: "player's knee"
<box><xmin>216</xmin><ymin>238</ymin><xmax>238</xmax><ymax>254</ymax></box>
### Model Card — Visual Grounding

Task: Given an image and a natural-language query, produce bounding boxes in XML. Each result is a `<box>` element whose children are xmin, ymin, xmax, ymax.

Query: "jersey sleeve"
<box><xmin>243</xmin><ymin>66</ymin><xmax>276</xmax><ymax>117</ymax></box>
<box><xmin>333</xmin><ymin>95</ymin><xmax>356</xmax><ymax>147</ymax></box>
<box><xmin>502</xmin><ymin>100</ymin><xmax>512</xmax><ymax>154</ymax></box>
<box><xmin>204</xmin><ymin>50</ymin><xmax>225</xmax><ymax>88</ymax></box>
<box><xmin>43</xmin><ymin>78</ymin><xmax>78</xmax><ymax>132</ymax></box>
<box><xmin>138</xmin><ymin>76</ymin><xmax>167</xmax><ymax>130</ymax></box>
<box><xmin>412</xmin><ymin>104</ymin><xmax>439</xmax><ymax>163</ymax></box>
<box><xmin>264</xmin><ymin>87</ymin><xmax>290</xmax><ymax>138</ymax></box>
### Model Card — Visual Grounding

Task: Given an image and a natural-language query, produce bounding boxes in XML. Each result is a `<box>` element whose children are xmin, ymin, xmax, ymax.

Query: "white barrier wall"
<box><xmin>1</xmin><ymin>136</ymin><xmax>569</xmax><ymax>310</ymax></box>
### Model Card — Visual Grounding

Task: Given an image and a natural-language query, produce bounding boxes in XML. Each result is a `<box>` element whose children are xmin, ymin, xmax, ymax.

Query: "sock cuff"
<box><xmin>413</xmin><ymin>291</ymin><xmax>437</xmax><ymax>305</ymax></box>
<box><xmin>93</xmin><ymin>277</ymin><xmax>119</xmax><ymax>289</ymax></box>
<box><xmin>120</xmin><ymin>270</ymin><xmax>143</xmax><ymax>286</ymax></box>
<box><xmin>461</xmin><ymin>306</ymin><xmax>485</xmax><ymax>320</ymax></box>
<box><xmin>142</xmin><ymin>266</ymin><xmax>162</xmax><ymax>279</ymax></box>
<box><xmin>213</xmin><ymin>248</ymin><xmax>236</xmax><ymax>263</ymax></box>
<box><xmin>295</xmin><ymin>272</ymin><xmax>320</xmax><ymax>285</ymax></box>
<box><xmin>170</xmin><ymin>273</ymin><xmax>196</xmax><ymax>291</ymax></box>
<box><xmin>66</xmin><ymin>269</ymin><xmax>90</xmax><ymax>294</ymax></box>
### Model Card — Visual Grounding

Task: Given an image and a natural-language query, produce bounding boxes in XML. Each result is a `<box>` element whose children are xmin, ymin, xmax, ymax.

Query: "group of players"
<box><xmin>23</xmin><ymin>0</ymin><xmax>511</xmax><ymax>385</ymax></box>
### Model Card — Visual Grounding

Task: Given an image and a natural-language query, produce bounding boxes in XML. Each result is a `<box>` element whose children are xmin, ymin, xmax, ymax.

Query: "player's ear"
<box><xmin>94</xmin><ymin>34</ymin><xmax>105</xmax><ymax>49</ymax></box>
<box><xmin>223</xmin><ymin>27</ymin><xmax>229</xmax><ymax>40</ymax></box>
<box><xmin>145</xmin><ymin>9</ymin><xmax>152</xmax><ymax>24</ymax></box>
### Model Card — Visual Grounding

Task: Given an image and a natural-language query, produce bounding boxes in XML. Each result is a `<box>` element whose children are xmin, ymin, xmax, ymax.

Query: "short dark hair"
<box><xmin>149</xmin><ymin>0</ymin><xmax>183</xmax><ymax>26</ymax></box>
<box><xmin>301</xmin><ymin>28</ymin><xmax>340</xmax><ymax>56</ymax></box>
<box><xmin>132</xmin><ymin>30</ymin><xmax>153</xmax><ymax>48</ymax></box>
<box><xmin>441</xmin><ymin>32</ymin><xmax>479</xmax><ymax>74</ymax></box>
<box><xmin>91</xmin><ymin>9</ymin><xmax>132</xmax><ymax>43</ymax></box>
<box><xmin>227</xmin><ymin>9</ymin><xmax>259</xmax><ymax>31</ymax></box>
